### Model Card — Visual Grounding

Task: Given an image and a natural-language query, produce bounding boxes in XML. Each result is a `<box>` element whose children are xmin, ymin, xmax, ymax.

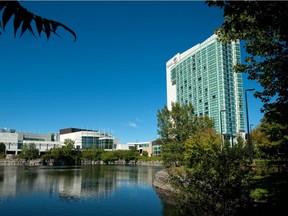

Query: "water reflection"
<box><xmin>0</xmin><ymin>165</ymin><xmax>161</xmax><ymax>201</ymax></box>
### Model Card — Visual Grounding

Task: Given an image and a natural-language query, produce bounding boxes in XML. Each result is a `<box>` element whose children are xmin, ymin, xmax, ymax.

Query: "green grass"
<box><xmin>248</xmin><ymin>159</ymin><xmax>288</xmax><ymax>215</ymax></box>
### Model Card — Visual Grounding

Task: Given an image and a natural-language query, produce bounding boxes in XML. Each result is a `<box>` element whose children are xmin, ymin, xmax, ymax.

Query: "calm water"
<box><xmin>0</xmin><ymin>165</ymin><xmax>171</xmax><ymax>216</ymax></box>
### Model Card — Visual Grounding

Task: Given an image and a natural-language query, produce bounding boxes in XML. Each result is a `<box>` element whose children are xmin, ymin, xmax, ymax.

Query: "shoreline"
<box><xmin>0</xmin><ymin>158</ymin><xmax>163</xmax><ymax>167</ymax></box>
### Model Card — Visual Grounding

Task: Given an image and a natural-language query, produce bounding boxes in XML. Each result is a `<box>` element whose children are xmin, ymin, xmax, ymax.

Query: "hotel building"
<box><xmin>166</xmin><ymin>34</ymin><xmax>245</xmax><ymax>141</ymax></box>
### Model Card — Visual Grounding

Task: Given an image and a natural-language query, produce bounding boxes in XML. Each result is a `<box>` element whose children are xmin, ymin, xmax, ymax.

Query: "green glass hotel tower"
<box><xmin>166</xmin><ymin>34</ymin><xmax>245</xmax><ymax>141</ymax></box>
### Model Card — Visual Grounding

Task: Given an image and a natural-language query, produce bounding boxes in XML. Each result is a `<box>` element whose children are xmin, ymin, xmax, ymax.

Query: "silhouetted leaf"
<box><xmin>43</xmin><ymin>18</ymin><xmax>51</xmax><ymax>39</ymax></box>
<box><xmin>13</xmin><ymin>9</ymin><xmax>23</xmax><ymax>37</ymax></box>
<box><xmin>34</xmin><ymin>15</ymin><xmax>43</xmax><ymax>36</ymax></box>
<box><xmin>50</xmin><ymin>21</ymin><xmax>57</xmax><ymax>33</ymax></box>
<box><xmin>0</xmin><ymin>1</ymin><xmax>8</xmax><ymax>12</ymax></box>
<box><xmin>1</xmin><ymin>0</ymin><xmax>76</xmax><ymax>41</ymax></box>
<box><xmin>2</xmin><ymin>1</ymin><xmax>18</xmax><ymax>29</ymax></box>
<box><xmin>57</xmin><ymin>22</ymin><xmax>77</xmax><ymax>42</ymax></box>
<box><xmin>20</xmin><ymin>9</ymin><xmax>34</xmax><ymax>37</ymax></box>
<box><xmin>50</xmin><ymin>21</ymin><xmax>61</xmax><ymax>38</ymax></box>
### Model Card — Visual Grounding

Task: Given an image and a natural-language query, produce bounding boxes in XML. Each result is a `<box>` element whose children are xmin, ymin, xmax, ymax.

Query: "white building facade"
<box><xmin>0</xmin><ymin>128</ymin><xmax>62</xmax><ymax>154</ymax></box>
<box><xmin>59</xmin><ymin>128</ymin><xmax>116</xmax><ymax>150</ymax></box>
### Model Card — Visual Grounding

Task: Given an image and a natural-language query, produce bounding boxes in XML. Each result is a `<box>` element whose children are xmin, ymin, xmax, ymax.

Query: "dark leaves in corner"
<box><xmin>0</xmin><ymin>0</ymin><xmax>76</xmax><ymax>41</ymax></box>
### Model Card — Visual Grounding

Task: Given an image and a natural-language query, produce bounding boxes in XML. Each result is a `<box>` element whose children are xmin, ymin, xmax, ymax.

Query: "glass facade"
<box><xmin>82</xmin><ymin>136</ymin><xmax>114</xmax><ymax>149</ymax></box>
<box><xmin>167</xmin><ymin>35</ymin><xmax>245</xmax><ymax>139</ymax></box>
<box><xmin>152</xmin><ymin>144</ymin><xmax>161</xmax><ymax>157</ymax></box>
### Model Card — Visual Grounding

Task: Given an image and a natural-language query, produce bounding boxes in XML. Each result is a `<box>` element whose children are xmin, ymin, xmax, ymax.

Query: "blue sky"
<box><xmin>0</xmin><ymin>1</ymin><xmax>263</xmax><ymax>143</ymax></box>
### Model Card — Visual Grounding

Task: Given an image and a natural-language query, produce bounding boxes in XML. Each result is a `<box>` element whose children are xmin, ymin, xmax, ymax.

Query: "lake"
<box><xmin>0</xmin><ymin>165</ymin><xmax>174</xmax><ymax>216</ymax></box>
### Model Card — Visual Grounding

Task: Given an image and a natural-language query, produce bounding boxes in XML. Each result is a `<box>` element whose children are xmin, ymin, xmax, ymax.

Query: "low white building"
<box><xmin>59</xmin><ymin>128</ymin><xmax>117</xmax><ymax>150</ymax></box>
<box><xmin>115</xmin><ymin>141</ymin><xmax>162</xmax><ymax>157</ymax></box>
<box><xmin>0</xmin><ymin>128</ymin><xmax>62</xmax><ymax>155</ymax></box>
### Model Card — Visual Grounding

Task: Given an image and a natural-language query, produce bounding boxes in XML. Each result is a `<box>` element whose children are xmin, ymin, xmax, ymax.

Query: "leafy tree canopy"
<box><xmin>21</xmin><ymin>143</ymin><xmax>39</xmax><ymax>160</ymax></box>
<box><xmin>0</xmin><ymin>0</ymin><xmax>76</xmax><ymax>41</ymax></box>
<box><xmin>207</xmin><ymin>0</ymin><xmax>288</xmax><ymax>129</ymax></box>
<box><xmin>157</xmin><ymin>102</ymin><xmax>214</xmax><ymax>167</ymax></box>
<box><xmin>252</xmin><ymin>117</ymin><xmax>288</xmax><ymax>159</ymax></box>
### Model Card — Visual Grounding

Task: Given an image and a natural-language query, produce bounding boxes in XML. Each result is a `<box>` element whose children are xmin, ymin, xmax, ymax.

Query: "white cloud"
<box><xmin>127</xmin><ymin>122</ymin><xmax>138</xmax><ymax>128</ymax></box>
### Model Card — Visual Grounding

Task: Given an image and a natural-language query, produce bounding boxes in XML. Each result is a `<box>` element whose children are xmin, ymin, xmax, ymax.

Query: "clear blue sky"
<box><xmin>0</xmin><ymin>1</ymin><xmax>263</xmax><ymax>143</ymax></box>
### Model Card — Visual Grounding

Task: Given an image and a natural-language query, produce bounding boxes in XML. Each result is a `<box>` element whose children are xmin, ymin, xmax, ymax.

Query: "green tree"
<box><xmin>43</xmin><ymin>138</ymin><xmax>79</xmax><ymax>164</ymax></box>
<box><xmin>171</xmin><ymin>128</ymin><xmax>251</xmax><ymax>215</ymax></box>
<box><xmin>121</xmin><ymin>149</ymin><xmax>139</xmax><ymax>163</ymax></box>
<box><xmin>157</xmin><ymin>102</ymin><xmax>214</xmax><ymax>167</ymax></box>
<box><xmin>21</xmin><ymin>143</ymin><xmax>39</xmax><ymax>160</ymax></box>
<box><xmin>0</xmin><ymin>142</ymin><xmax>5</xmax><ymax>153</ymax></box>
<box><xmin>142</xmin><ymin>150</ymin><xmax>148</xmax><ymax>157</ymax></box>
<box><xmin>252</xmin><ymin>117</ymin><xmax>288</xmax><ymax>160</ymax></box>
<box><xmin>101</xmin><ymin>151</ymin><xmax>119</xmax><ymax>164</ymax></box>
<box><xmin>207</xmin><ymin>1</ymin><xmax>288</xmax><ymax>152</ymax></box>
<box><xmin>0</xmin><ymin>0</ymin><xmax>76</xmax><ymax>40</ymax></box>
<box><xmin>157</xmin><ymin>103</ymin><xmax>196</xmax><ymax>144</ymax></box>
<box><xmin>0</xmin><ymin>142</ymin><xmax>5</xmax><ymax>159</ymax></box>
<box><xmin>82</xmin><ymin>146</ymin><xmax>104</xmax><ymax>161</ymax></box>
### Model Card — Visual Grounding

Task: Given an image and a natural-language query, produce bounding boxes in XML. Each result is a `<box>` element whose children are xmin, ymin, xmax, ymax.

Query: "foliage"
<box><xmin>82</xmin><ymin>146</ymin><xmax>104</xmax><ymax>161</ymax></box>
<box><xmin>43</xmin><ymin>139</ymin><xmax>80</xmax><ymax>164</ymax></box>
<box><xmin>207</xmin><ymin>1</ymin><xmax>288</xmax><ymax>153</ymax></box>
<box><xmin>183</xmin><ymin>128</ymin><xmax>221</xmax><ymax>168</ymax></box>
<box><xmin>169</xmin><ymin>129</ymin><xmax>252</xmax><ymax>215</ymax></box>
<box><xmin>252</xmin><ymin>117</ymin><xmax>288</xmax><ymax>160</ymax></box>
<box><xmin>0</xmin><ymin>142</ymin><xmax>5</xmax><ymax>153</ymax></box>
<box><xmin>157</xmin><ymin>103</ymin><xmax>196</xmax><ymax>143</ymax></box>
<box><xmin>21</xmin><ymin>143</ymin><xmax>39</xmax><ymax>160</ymax></box>
<box><xmin>249</xmin><ymin>171</ymin><xmax>288</xmax><ymax>214</ymax></box>
<box><xmin>120</xmin><ymin>149</ymin><xmax>139</xmax><ymax>162</ymax></box>
<box><xmin>142</xmin><ymin>150</ymin><xmax>148</xmax><ymax>157</ymax></box>
<box><xmin>0</xmin><ymin>0</ymin><xmax>76</xmax><ymax>40</ymax></box>
<box><xmin>138</xmin><ymin>155</ymin><xmax>161</xmax><ymax>162</ymax></box>
<box><xmin>101</xmin><ymin>151</ymin><xmax>119</xmax><ymax>164</ymax></box>
<box><xmin>157</xmin><ymin>102</ymin><xmax>214</xmax><ymax>167</ymax></box>
<box><xmin>100</xmin><ymin>149</ymin><xmax>140</xmax><ymax>164</ymax></box>
<box><xmin>161</xmin><ymin>140</ymin><xmax>185</xmax><ymax>167</ymax></box>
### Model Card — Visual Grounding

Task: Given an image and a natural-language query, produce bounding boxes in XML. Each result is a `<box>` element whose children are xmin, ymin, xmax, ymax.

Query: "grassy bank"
<box><xmin>248</xmin><ymin>159</ymin><xmax>288</xmax><ymax>215</ymax></box>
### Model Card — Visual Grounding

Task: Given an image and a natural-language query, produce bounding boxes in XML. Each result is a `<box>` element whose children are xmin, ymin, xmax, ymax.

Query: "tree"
<box><xmin>170</xmin><ymin>128</ymin><xmax>251</xmax><ymax>215</ymax></box>
<box><xmin>0</xmin><ymin>142</ymin><xmax>5</xmax><ymax>159</ymax></box>
<box><xmin>157</xmin><ymin>103</ymin><xmax>195</xmax><ymax>167</ymax></box>
<box><xmin>0</xmin><ymin>142</ymin><xmax>5</xmax><ymax>153</ymax></box>
<box><xmin>0</xmin><ymin>0</ymin><xmax>76</xmax><ymax>41</ymax></box>
<box><xmin>142</xmin><ymin>150</ymin><xmax>148</xmax><ymax>157</ymax></box>
<box><xmin>101</xmin><ymin>151</ymin><xmax>119</xmax><ymax>164</ymax></box>
<box><xmin>43</xmin><ymin>138</ymin><xmax>79</xmax><ymax>164</ymax></box>
<box><xmin>21</xmin><ymin>143</ymin><xmax>39</xmax><ymax>160</ymax></box>
<box><xmin>82</xmin><ymin>146</ymin><xmax>104</xmax><ymax>161</ymax></box>
<box><xmin>157</xmin><ymin>102</ymin><xmax>214</xmax><ymax>167</ymax></box>
<box><xmin>157</xmin><ymin>103</ymin><xmax>196</xmax><ymax>144</ymax></box>
<box><xmin>207</xmin><ymin>1</ymin><xmax>288</xmax><ymax>145</ymax></box>
<box><xmin>252</xmin><ymin>117</ymin><xmax>288</xmax><ymax>160</ymax></box>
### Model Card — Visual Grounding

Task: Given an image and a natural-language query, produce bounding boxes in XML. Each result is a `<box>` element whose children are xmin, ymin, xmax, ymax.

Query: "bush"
<box><xmin>0</xmin><ymin>142</ymin><xmax>5</xmax><ymax>153</ymax></box>
<box><xmin>0</xmin><ymin>153</ymin><xmax>6</xmax><ymax>159</ymax></box>
<box><xmin>21</xmin><ymin>143</ymin><xmax>39</xmax><ymax>160</ymax></box>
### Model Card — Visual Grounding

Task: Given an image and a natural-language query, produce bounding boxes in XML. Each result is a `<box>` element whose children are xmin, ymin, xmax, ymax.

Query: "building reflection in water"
<box><xmin>0</xmin><ymin>165</ymin><xmax>161</xmax><ymax>201</ymax></box>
